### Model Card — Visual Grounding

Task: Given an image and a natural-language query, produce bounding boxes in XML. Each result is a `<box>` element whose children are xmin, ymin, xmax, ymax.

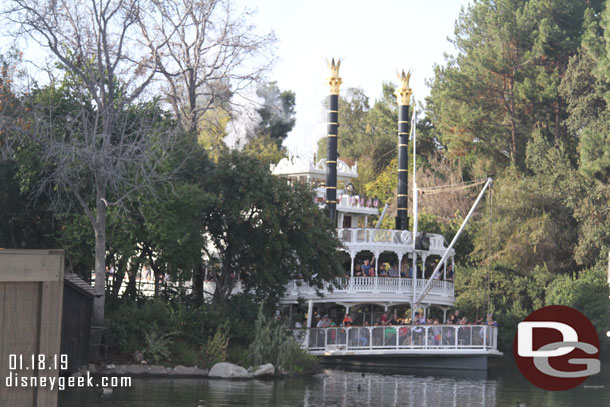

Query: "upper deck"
<box><xmin>282</xmin><ymin>277</ymin><xmax>454</xmax><ymax>306</ymax></box>
<box><xmin>338</xmin><ymin>228</ymin><xmax>453</xmax><ymax>257</ymax></box>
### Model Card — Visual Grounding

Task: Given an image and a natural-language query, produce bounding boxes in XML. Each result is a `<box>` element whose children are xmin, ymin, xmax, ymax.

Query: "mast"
<box><xmin>326</xmin><ymin>58</ymin><xmax>342</xmax><ymax>221</ymax></box>
<box><xmin>395</xmin><ymin>70</ymin><xmax>412</xmax><ymax>230</ymax></box>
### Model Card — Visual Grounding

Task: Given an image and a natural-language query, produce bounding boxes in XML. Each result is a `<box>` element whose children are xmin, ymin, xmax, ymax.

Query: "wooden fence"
<box><xmin>0</xmin><ymin>249</ymin><xmax>64</xmax><ymax>407</ymax></box>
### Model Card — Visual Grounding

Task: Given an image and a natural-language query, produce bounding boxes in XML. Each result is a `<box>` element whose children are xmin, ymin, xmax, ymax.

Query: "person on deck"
<box><xmin>342</xmin><ymin>314</ymin><xmax>353</xmax><ymax>327</ymax></box>
<box><xmin>317</xmin><ymin>315</ymin><xmax>331</xmax><ymax>328</ymax></box>
<box><xmin>362</xmin><ymin>259</ymin><xmax>371</xmax><ymax>276</ymax></box>
<box><xmin>485</xmin><ymin>314</ymin><xmax>498</xmax><ymax>327</ymax></box>
<box><xmin>446</xmin><ymin>264</ymin><xmax>454</xmax><ymax>281</ymax></box>
<box><xmin>388</xmin><ymin>264</ymin><xmax>399</xmax><ymax>277</ymax></box>
<box><xmin>378</xmin><ymin>264</ymin><xmax>388</xmax><ymax>277</ymax></box>
<box><xmin>354</xmin><ymin>263</ymin><xmax>363</xmax><ymax>277</ymax></box>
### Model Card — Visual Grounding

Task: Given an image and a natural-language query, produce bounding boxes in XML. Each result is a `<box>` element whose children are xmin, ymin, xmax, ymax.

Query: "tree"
<box><xmin>546</xmin><ymin>267</ymin><xmax>610</xmax><ymax>352</ymax></box>
<box><xmin>2</xmin><ymin>0</ymin><xmax>275</xmax><ymax>326</ymax></box>
<box><xmin>139</xmin><ymin>0</ymin><xmax>275</xmax><ymax>300</ymax></box>
<box><xmin>248</xmin><ymin>81</ymin><xmax>296</xmax><ymax>147</ymax></box>
<box><xmin>427</xmin><ymin>0</ymin><xmax>600</xmax><ymax>172</ymax></box>
<box><xmin>201</xmin><ymin>150</ymin><xmax>344</xmax><ymax>305</ymax></box>
<box><xmin>143</xmin><ymin>0</ymin><xmax>276</xmax><ymax>134</ymax></box>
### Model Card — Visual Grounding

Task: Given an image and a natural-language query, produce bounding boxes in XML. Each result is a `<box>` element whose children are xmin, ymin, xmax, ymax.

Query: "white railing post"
<box><xmin>454</xmin><ymin>327</ymin><xmax>459</xmax><ymax>349</ymax></box>
<box><xmin>396</xmin><ymin>326</ymin><xmax>399</xmax><ymax>349</ymax></box>
<box><xmin>483</xmin><ymin>326</ymin><xmax>487</xmax><ymax>350</ymax></box>
<box><xmin>424</xmin><ymin>326</ymin><xmax>428</xmax><ymax>349</ymax></box>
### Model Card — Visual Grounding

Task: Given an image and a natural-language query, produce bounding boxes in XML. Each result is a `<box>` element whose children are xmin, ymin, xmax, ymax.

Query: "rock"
<box><xmin>106</xmin><ymin>364</ymin><xmax>115</xmax><ymax>369</ymax></box>
<box><xmin>172</xmin><ymin>365</ymin><xmax>208</xmax><ymax>376</ymax></box>
<box><xmin>252</xmin><ymin>363</ymin><xmax>275</xmax><ymax>378</ymax></box>
<box><xmin>208</xmin><ymin>362</ymin><xmax>252</xmax><ymax>379</ymax></box>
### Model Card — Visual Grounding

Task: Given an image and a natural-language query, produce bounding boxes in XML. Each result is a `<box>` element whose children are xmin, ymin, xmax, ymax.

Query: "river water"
<box><xmin>58</xmin><ymin>357</ymin><xmax>609</xmax><ymax>407</ymax></box>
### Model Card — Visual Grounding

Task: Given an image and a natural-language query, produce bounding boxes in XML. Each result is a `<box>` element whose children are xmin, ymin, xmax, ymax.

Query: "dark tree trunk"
<box><xmin>93</xmin><ymin>182</ymin><xmax>107</xmax><ymax>327</ymax></box>
<box><xmin>192</xmin><ymin>263</ymin><xmax>205</xmax><ymax>305</ymax></box>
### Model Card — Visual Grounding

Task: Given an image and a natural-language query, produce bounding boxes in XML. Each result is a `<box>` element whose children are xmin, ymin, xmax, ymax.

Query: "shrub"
<box><xmin>227</xmin><ymin>345</ymin><xmax>252</xmax><ymax>368</ymax></box>
<box><xmin>172</xmin><ymin>339</ymin><xmax>201</xmax><ymax>367</ymax></box>
<box><xmin>143</xmin><ymin>324</ymin><xmax>177</xmax><ymax>365</ymax></box>
<box><xmin>249</xmin><ymin>305</ymin><xmax>319</xmax><ymax>374</ymax></box>
<box><xmin>202</xmin><ymin>322</ymin><xmax>229</xmax><ymax>368</ymax></box>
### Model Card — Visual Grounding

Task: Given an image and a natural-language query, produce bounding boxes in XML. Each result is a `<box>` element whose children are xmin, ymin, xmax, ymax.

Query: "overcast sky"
<box><xmin>243</xmin><ymin>0</ymin><xmax>472</xmax><ymax>156</ymax></box>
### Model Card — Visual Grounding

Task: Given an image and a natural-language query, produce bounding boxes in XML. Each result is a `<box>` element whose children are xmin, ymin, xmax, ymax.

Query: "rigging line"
<box><xmin>418</xmin><ymin>179</ymin><xmax>487</xmax><ymax>192</ymax></box>
<box><xmin>418</xmin><ymin>180</ymin><xmax>488</xmax><ymax>195</ymax></box>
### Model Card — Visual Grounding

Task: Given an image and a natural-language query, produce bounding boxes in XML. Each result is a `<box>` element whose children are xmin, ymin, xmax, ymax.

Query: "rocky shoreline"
<box><xmin>85</xmin><ymin>362</ymin><xmax>279</xmax><ymax>379</ymax></box>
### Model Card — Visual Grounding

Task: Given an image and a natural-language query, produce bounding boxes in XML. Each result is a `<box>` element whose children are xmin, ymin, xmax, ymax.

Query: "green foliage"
<box><xmin>456</xmin><ymin>264</ymin><xmax>553</xmax><ymax>350</ymax></box>
<box><xmin>546</xmin><ymin>267</ymin><xmax>610</xmax><ymax>352</ymax></box>
<box><xmin>106</xmin><ymin>294</ymin><xmax>263</xmax><ymax>366</ymax></box>
<box><xmin>428</xmin><ymin>0</ymin><xmax>601</xmax><ymax>172</ymax></box>
<box><xmin>249</xmin><ymin>306</ymin><xmax>318</xmax><ymax>374</ymax></box>
<box><xmin>250</xmin><ymin>81</ymin><xmax>296</xmax><ymax>147</ymax></box>
<box><xmin>201</xmin><ymin>150</ymin><xmax>344</xmax><ymax>305</ymax></box>
<box><xmin>243</xmin><ymin>134</ymin><xmax>287</xmax><ymax>166</ymax></box>
<box><xmin>202</xmin><ymin>322</ymin><xmax>229</xmax><ymax>368</ymax></box>
<box><xmin>198</xmin><ymin>107</ymin><xmax>230</xmax><ymax>162</ymax></box>
<box><xmin>226</xmin><ymin>345</ymin><xmax>252</xmax><ymax>368</ymax></box>
<box><xmin>172</xmin><ymin>339</ymin><xmax>200</xmax><ymax>367</ymax></box>
<box><xmin>143</xmin><ymin>324</ymin><xmax>176</xmax><ymax>365</ymax></box>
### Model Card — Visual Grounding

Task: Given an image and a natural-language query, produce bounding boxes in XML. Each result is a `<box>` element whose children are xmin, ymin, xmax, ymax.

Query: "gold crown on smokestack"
<box><xmin>394</xmin><ymin>69</ymin><xmax>413</xmax><ymax>105</ymax></box>
<box><xmin>326</xmin><ymin>58</ymin><xmax>342</xmax><ymax>95</ymax></box>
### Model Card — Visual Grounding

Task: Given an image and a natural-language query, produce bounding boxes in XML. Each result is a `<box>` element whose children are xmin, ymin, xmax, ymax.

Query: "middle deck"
<box><xmin>283</xmin><ymin>277</ymin><xmax>454</xmax><ymax>306</ymax></box>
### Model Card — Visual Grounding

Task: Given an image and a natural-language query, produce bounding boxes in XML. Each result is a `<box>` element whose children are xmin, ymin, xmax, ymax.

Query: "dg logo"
<box><xmin>513</xmin><ymin>305</ymin><xmax>601</xmax><ymax>391</ymax></box>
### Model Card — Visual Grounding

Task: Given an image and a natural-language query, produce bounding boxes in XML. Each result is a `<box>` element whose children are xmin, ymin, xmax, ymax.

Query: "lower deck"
<box><xmin>295</xmin><ymin>325</ymin><xmax>501</xmax><ymax>370</ymax></box>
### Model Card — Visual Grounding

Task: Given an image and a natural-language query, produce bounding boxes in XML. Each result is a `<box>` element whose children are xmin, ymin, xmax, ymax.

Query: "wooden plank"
<box><xmin>35</xmin><ymin>266</ymin><xmax>64</xmax><ymax>406</ymax></box>
<box><xmin>0</xmin><ymin>252</ymin><xmax>63</xmax><ymax>282</ymax></box>
<box><xmin>0</xmin><ymin>283</ymin><xmax>41</xmax><ymax>406</ymax></box>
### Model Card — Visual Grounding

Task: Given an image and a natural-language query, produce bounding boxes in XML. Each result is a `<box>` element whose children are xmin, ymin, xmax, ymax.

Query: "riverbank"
<box><xmin>85</xmin><ymin>361</ymin><xmax>289</xmax><ymax>379</ymax></box>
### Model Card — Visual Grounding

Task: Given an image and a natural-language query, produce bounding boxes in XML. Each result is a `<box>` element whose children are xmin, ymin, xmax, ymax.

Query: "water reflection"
<box><xmin>58</xmin><ymin>358</ymin><xmax>610</xmax><ymax>407</ymax></box>
<box><xmin>303</xmin><ymin>370</ymin><xmax>497</xmax><ymax>407</ymax></box>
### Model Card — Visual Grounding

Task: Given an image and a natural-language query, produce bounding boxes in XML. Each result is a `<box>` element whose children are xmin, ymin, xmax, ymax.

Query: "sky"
<box><xmin>243</xmin><ymin>0</ymin><xmax>472</xmax><ymax>156</ymax></box>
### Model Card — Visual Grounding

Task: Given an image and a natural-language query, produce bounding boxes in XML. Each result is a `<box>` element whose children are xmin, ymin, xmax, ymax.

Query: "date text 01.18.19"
<box><xmin>9</xmin><ymin>354</ymin><xmax>68</xmax><ymax>371</ymax></box>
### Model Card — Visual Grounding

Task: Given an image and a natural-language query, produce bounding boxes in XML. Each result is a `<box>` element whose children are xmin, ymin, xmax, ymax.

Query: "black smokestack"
<box><xmin>395</xmin><ymin>70</ymin><xmax>412</xmax><ymax>230</ymax></box>
<box><xmin>326</xmin><ymin>58</ymin><xmax>342</xmax><ymax>221</ymax></box>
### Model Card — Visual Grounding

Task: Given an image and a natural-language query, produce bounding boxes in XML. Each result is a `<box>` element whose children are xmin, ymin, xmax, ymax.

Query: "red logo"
<box><xmin>513</xmin><ymin>305</ymin><xmax>600</xmax><ymax>391</ymax></box>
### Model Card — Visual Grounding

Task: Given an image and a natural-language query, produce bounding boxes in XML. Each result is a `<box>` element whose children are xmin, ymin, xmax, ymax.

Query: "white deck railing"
<box><xmin>285</xmin><ymin>277</ymin><xmax>454</xmax><ymax>298</ymax></box>
<box><xmin>294</xmin><ymin>325</ymin><xmax>498</xmax><ymax>353</ymax></box>
<box><xmin>337</xmin><ymin>228</ymin><xmax>411</xmax><ymax>245</ymax></box>
<box><xmin>337</xmin><ymin>228</ymin><xmax>451</xmax><ymax>252</ymax></box>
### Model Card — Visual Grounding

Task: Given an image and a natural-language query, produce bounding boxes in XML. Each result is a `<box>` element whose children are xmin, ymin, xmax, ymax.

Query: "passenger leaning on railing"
<box><xmin>362</xmin><ymin>259</ymin><xmax>371</xmax><ymax>275</ymax></box>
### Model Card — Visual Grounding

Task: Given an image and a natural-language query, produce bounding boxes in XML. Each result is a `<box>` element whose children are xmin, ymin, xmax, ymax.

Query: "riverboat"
<box><xmin>272</xmin><ymin>60</ymin><xmax>501</xmax><ymax>371</ymax></box>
